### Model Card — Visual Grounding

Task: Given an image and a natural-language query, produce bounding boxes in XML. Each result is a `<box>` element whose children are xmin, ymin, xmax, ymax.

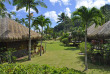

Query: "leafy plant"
<box><xmin>5</xmin><ymin>48</ymin><xmax>16</xmax><ymax>63</ymax></box>
<box><xmin>60</xmin><ymin>33</ymin><xmax>69</xmax><ymax>42</ymax></box>
<box><xmin>62</xmin><ymin>38</ymin><xmax>69</xmax><ymax>46</ymax></box>
<box><xmin>0</xmin><ymin>64</ymin><xmax>85</xmax><ymax>74</ymax></box>
<box><xmin>79</xmin><ymin>42</ymin><xmax>91</xmax><ymax>53</ymax></box>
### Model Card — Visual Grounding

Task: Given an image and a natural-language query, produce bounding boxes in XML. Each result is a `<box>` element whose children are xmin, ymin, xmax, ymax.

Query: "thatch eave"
<box><xmin>0</xmin><ymin>17</ymin><xmax>41</xmax><ymax>42</ymax></box>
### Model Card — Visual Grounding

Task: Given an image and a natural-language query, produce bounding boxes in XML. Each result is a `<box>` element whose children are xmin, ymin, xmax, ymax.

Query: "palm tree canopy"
<box><xmin>32</xmin><ymin>15</ymin><xmax>51</xmax><ymax>28</ymax></box>
<box><xmin>25</xmin><ymin>14</ymin><xmax>35</xmax><ymax>21</ymax></box>
<box><xmin>71</xmin><ymin>6</ymin><xmax>105</xmax><ymax>27</ymax></box>
<box><xmin>13</xmin><ymin>0</ymin><xmax>47</xmax><ymax>13</ymax></box>
<box><xmin>57</xmin><ymin>12</ymin><xmax>68</xmax><ymax>23</ymax></box>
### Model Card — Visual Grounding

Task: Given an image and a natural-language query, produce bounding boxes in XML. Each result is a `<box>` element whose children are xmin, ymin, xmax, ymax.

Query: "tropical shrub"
<box><xmin>60</xmin><ymin>33</ymin><xmax>69</xmax><ymax>42</ymax></box>
<box><xmin>5</xmin><ymin>48</ymin><xmax>16</xmax><ymax>63</ymax></box>
<box><xmin>79</xmin><ymin>42</ymin><xmax>91</xmax><ymax>53</ymax></box>
<box><xmin>62</xmin><ymin>38</ymin><xmax>69</xmax><ymax>46</ymax></box>
<box><xmin>0</xmin><ymin>48</ymin><xmax>16</xmax><ymax>64</ymax></box>
<box><xmin>0</xmin><ymin>64</ymin><xmax>85</xmax><ymax>74</ymax></box>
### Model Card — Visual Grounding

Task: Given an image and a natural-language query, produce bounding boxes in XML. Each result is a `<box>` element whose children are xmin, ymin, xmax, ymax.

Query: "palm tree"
<box><xmin>45</xmin><ymin>20</ymin><xmax>52</xmax><ymax>37</ymax></box>
<box><xmin>32</xmin><ymin>15</ymin><xmax>51</xmax><ymax>56</ymax></box>
<box><xmin>57</xmin><ymin>12</ymin><xmax>68</xmax><ymax>33</ymax></box>
<box><xmin>100</xmin><ymin>4</ymin><xmax>110</xmax><ymax>22</ymax></box>
<box><xmin>25</xmin><ymin>14</ymin><xmax>35</xmax><ymax>21</ymax></box>
<box><xmin>72</xmin><ymin>6</ymin><xmax>104</xmax><ymax>71</ymax></box>
<box><xmin>0</xmin><ymin>0</ymin><xmax>11</xmax><ymax>18</ymax></box>
<box><xmin>20</xmin><ymin>18</ymin><xmax>25</xmax><ymax>25</ymax></box>
<box><xmin>13</xmin><ymin>0</ymin><xmax>47</xmax><ymax>60</ymax></box>
<box><xmin>14</xmin><ymin>18</ymin><xmax>21</xmax><ymax>23</ymax></box>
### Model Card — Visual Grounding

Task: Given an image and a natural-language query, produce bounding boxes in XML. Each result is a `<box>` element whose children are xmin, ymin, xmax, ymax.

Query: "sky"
<box><xmin>4</xmin><ymin>0</ymin><xmax>110</xmax><ymax>28</ymax></box>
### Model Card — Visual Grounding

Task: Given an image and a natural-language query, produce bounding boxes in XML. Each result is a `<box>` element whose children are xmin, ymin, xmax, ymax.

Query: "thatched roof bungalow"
<box><xmin>0</xmin><ymin>17</ymin><xmax>41</xmax><ymax>57</ymax></box>
<box><xmin>87</xmin><ymin>21</ymin><xmax>110</xmax><ymax>39</ymax></box>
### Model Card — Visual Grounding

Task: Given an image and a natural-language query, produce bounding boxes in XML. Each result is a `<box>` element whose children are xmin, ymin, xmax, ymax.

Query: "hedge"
<box><xmin>0</xmin><ymin>64</ymin><xmax>85</xmax><ymax>74</ymax></box>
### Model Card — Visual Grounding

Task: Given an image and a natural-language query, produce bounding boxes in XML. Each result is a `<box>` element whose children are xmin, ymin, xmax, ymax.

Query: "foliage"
<box><xmin>60</xmin><ymin>33</ymin><xmax>69</xmax><ymax>42</ymax></box>
<box><xmin>79</xmin><ymin>42</ymin><xmax>91</xmax><ymax>53</ymax></box>
<box><xmin>62</xmin><ymin>38</ymin><xmax>69</xmax><ymax>46</ymax></box>
<box><xmin>52</xmin><ymin>32</ymin><xmax>57</xmax><ymax>40</ymax></box>
<box><xmin>100</xmin><ymin>4</ymin><xmax>110</xmax><ymax>22</ymax></box>
<box><xmin>5</xmin><ymin>48</ymin><xmax>16</xmax><ymax>63</ymax></box>
<box><xmin>88</xmin><ymin>40</ymin><xmax>110</xmax><ymax>65</ymax></box>
<box><xmin>32</xmin><ymin>15</ymin><xmax>51</xmax><ymax>28</ymax></box>
<box><xmin>72</xmin><ymin>6</ymin><xmax>104</xmax><ymax>70</ymax></box>
<box><xmin>13</xmin><ymin>0</ymin><xmax>47</xmax><ymax>13</ymax></box>
<box><xmin>43</xmin><ymin>34</ymin><xmax>51</xmax><ymax>40</ymax></box>
<box><xmin>0</xmin><ymin>64</ymin><xmax>85</xmax><ymax>74</ymax></box>
<box><xmin>0</xmin><ymin>48</ymin><xmax>16</xmax><ymax>64</ymax></box>
<box><xmin>54</xmin><ymin>19</ymin><xmax>74</xmax><ymax>32</ymax></box>
<box><xmin>72</xmin><ymin>27</ymin><xmax>85</xmax><ymax>41</ymax></box>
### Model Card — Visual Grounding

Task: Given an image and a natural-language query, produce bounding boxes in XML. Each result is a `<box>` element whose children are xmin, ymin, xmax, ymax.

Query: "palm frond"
<box><xmin>34</xmin><ymin>1</ymin><xmax>47</xmax><ymax>8</ymax></box>
<box><xmin>31</xmin><ymin>5</ymin><xmax>38</xmax><ymax>13</ymax></box>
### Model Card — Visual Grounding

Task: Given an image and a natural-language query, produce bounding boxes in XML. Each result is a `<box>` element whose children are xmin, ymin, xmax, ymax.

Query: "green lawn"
<box><xmin>18</xmin><ymin>40</ymin><xmax>110</xmax><ymax>74</ymax></box>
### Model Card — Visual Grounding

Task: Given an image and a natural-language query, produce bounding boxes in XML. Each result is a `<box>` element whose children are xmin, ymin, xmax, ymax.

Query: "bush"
<box><xmin>43</xmin><ymin>35</ymin><xmax>51</xmax><ymax>40</ymax></box>
<box><xmin>60</xmin><ymin>33</ymin><xmax>69</xmax><ymax>42</ymax></box>
<box><xmin>5</xmin><ymin>48</ymin><xmax>16</xmax><ymax>63</ymax></box>
<box><xmin>62</xmin><ymin>38</ymin><xmax>69</xmax><ymax>46</ymax></box>
<box><xmin>0</xmin><ymin>64</ymin><xmax>85</xmax><ymax>74</ymax></box>
<box><xmin>79</xmin><ymin>42</ymin><xmax>91</xmax><ymax>53</ymax></box>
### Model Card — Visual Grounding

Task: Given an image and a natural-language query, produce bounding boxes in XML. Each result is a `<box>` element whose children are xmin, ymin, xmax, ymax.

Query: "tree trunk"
<box><xmin>84</xmin><ymin>24</ymin><xmax>88</xmax><ymax>71</ymax></box>
<box><xmin>28</xmin><ymin>2</ymin><xmax>31</xmax><ymax>60</ymax></box>
<box><xmin>40</xmin><ymin>27</ymin><xmax>43</xmax><ymax>56</ymax></box>
<box><xmin>0</xmin><ymin>56</ymin><xmax>1</xmax><ymax>64</ymax></box>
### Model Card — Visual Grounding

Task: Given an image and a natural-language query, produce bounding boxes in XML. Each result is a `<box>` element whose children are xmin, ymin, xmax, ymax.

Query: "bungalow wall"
<box><xmin>0</xmin><ymin>40</ymin><xmax>38</xmax><ymax>58</ymax></box>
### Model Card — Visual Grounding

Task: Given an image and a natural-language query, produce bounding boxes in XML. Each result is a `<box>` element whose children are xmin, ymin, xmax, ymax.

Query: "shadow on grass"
<box><xmin>48</xmin><ymin>42</ymin><xmax>54</xmax><ymax>44</ymax></box>
<box><xmin>64</xmin><ymin>47</ymin><xmax>79</xmax><ymax>51</ymax></box>
<box><xmin>59</xmin><ymin>43</ymin><xmax>79</xmax><ymax>47</ymax></box>
<box><xmin>77</xmin><ymin>56</ymin><xmax>110</xmax><ymax>73</ymax></box>
<box><xmin>59</xmin><ymin>44</ymin><xmax>74</xmax><ymax>47</ymax></box>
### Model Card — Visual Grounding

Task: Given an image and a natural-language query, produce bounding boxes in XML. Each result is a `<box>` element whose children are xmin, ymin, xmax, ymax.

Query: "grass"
<box><xmin>17</xmin><ymin>40</ymin><xmax>110</xmax><ymax>74</ymax></box>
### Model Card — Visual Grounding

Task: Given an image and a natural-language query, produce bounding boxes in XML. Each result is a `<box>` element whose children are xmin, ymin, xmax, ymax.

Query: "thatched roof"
<box><xmin>87</xmin><ymin>21</ymin><xmax>110</xmax><ymax>39</ymax></box>
<box><xmin>0</xmin><ymin>17</ymin><xmax>41</xmax><ymax>42</ymax></box>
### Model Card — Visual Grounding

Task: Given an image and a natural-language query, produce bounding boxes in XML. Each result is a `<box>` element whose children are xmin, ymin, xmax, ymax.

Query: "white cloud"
<box><xmin>61</xmin><ymin>0</ymin><xmax>71</xmax><ymax>5</ymax></box>
<box><xmin>65</xmin><ymin>7</ymin><xmax>71</xmax><ymax>18</ymax></box>
<box><xmin>75</xmin><ymin>0</ymin><xmax>110</xmax><ymax>9</ymax></box>
<box><xmin>49</xmin><ymin>0</ymin><xmax>71</xmax><ymax>5</ymax></box>
<box><xmin>58</xmin><ymin>11</ymin><xmax>62</xmax><ymax>15</ymax></box>
<box><xmin>44</xmin><ymin>11</ymin><xmax>58</xmax><ymax>22</ymax></box>
<box><xmin>12</xmin><ymin>6</ymin><xmax>36</xmax><ymax>13</ymax></box>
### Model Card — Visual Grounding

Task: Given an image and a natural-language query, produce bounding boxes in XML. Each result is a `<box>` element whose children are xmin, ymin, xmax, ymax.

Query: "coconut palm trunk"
<box><xmin>84</xmin><ymin>24</ymin><xmax>88</xmax><ymax>71</ymax></box>
<box><xmin>28</xmin><ymin>1</ymin><xmax>31</xmax><ymax>60</ymax></box>
<box><xmin>40</xmin><ymin>26</ymin><xmax>43</xmax><ymax>56</ymax></box>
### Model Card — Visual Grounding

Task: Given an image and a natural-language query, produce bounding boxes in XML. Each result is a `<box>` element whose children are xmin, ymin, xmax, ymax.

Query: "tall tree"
<box><xmin>25</xmin><ymin>14</ymin><xmax>35</xmax><ymax>21</ymax></box>
<box><xmin>57</xmin><ymin>12</ymin><xmax>67</xmax><ymax>33</ymax></box>
<box><xmin>72</xmin><ymin>6</ymin><xmax>104</xmax><ymax>71</ymax></box>
<box><xmin>32</xmin><ymin>15</ymin><xmax>51</xmax><ymax>56</ymax></box>
<box><xmin>13</xmin><ymin>0</ymin><xmax>47</xmax><ymax>60</ymax></box>
<box><xmin>100</xmin><ymin>4</ymin><xmax>110</xmax><ymax>22</ymax></box>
